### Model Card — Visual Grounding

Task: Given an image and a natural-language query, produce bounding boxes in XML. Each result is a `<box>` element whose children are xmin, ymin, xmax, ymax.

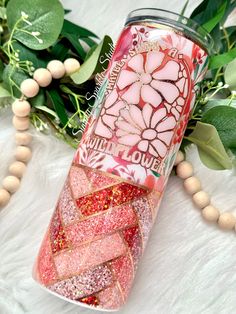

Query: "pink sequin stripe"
<box><xmin>48</xmin><ymin>264</ymin><xmax>113</xmax><ymax>300</ymax></box>
<box><xmin>69</xmin><ymin>166</ymin><xmax>92</xmax><ymax>199</ymax></box>
<box><xmin>65</xmin><ymin>203</ymin><xmax>137</xmax><ymax>246</ymax></box>
<box><xmin>54</xmin><ymin>233</ymin><xmax>127</xmax><ymax>278</ymax></box>
<box><xmin>96</xmin><ymin>283</ymin><xmax>124</xmax><ymax>310</ymax></box>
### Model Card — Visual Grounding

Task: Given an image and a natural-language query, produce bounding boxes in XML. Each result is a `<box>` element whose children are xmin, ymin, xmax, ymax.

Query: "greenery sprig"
<box><xmin>0</xmin><ymin>0</ymin><xmax>235</xmax><ymax>170</ymax></box>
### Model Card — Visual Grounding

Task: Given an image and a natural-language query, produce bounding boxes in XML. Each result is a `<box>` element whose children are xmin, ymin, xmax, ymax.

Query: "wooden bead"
<box><xmin>20</xmin><ymin>78</ymin><xmax>39</xmax><ymax>98</ymax></box>
<box><xmin>0</xmin><ymin>188</ymin><xmax>11</xmax><ymax>207</ymax></box>
<box><xmin>15</xmin><ymin>146</ymin><xmax>32</xmax><ymax>162</ymax></box>
<box><xmin>174</xmin><ymin>151</ymin><xmax>184</xmax><ymax>166</ymax></box>
<box><xmin>2</xmin><ymin>176</ymin><xmax>20</xmax><ymax>193</ymax></box>
<box><xmin>176</xmin><ymin>161</ymin><xmax>193</xmax><ymax>179</ymax></box>
<box><xmin>64</xmin><ymin>58</ymin><xmax>80</xmax><ymax>75</ymax></box>
<box><xmin>218</xmin><ymin>212</ymin><xmax>236</xmax><ymax>230</ymax></box>
<box><xmin>47</xmin><ymin>60</ymin><xmax>65</xmax><ymax>79</ymax></box>
<box><xmin>33</xmin><ymin>68</ymin><xmax>52</xmax><ymax>87</ymax></box>
<box><xmin>183</xmin><ymin>176</ymin><xmax>201</xmax><ymax>195</ymax></box>
<box><xmin>12</xmin><ymin>99</ymin><xmax>31</xmax><ymax>117</ymax></box>
<box><xmin>192</xmin><ymin>191</ymin><xmax>210</xmax><ymax>209</ymax></box>
<box><xmin>12</xmin><ymin>116</ymin><xmax>30</xmax><ymax>131</ymax></box>
<box><xmin>15</xmin><ymin>132</ymin><xmax>32</xmax><ymax>145</ymax></box>
<box><xmin>202</xmin><ymin>205</ymin><xmax>220</xmax><ymax>222</ymax></box>
<box><xmin>9</xmin><ymin>161</ymin><xmax>26</xmax><ymax>178</ymax></box>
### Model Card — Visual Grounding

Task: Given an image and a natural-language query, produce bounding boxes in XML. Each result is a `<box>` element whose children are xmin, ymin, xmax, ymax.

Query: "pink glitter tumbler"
<box><xmin>33</xmin><ymin>9</ymin><xmax>213</xmax><ymax>311</ymax></box>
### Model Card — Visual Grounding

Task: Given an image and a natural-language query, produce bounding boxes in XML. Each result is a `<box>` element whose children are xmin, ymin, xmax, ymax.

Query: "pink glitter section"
<box><xmin>65</xmin><ymin>204</ymin><xmax>137</xmax><ymax>246</ymax></box>
<box><xmin>84</xmin><ymin>167</ymin><xmax>119</xmax><ymax>190</ymax></box>
<box><xmin>35</xmin><ymin>230</ymin><xmax>57</xmax><ymax>286</ymax></box>
<box><xmin>69</xmin><ymin>166</ymin><xmax>91</xmax><ymax>198</ymax></box>
<box><xmin>97</xmin><ymin>283</ymin><xmax>124</xmax><ymax>310</ymax></box>
<box><xmin>132</xmin><ymin>197</ymin><xmax>153</xmax><ymax>248</ymax></box>
<box><xmin>54</xmin><ymin>233</ymin><xmax>127</xmax><ymax>278</ymax></box>
<box><xmin>110</xmin><ymin>255</ymin><xmax>133</xmax><ymax>300</ymax></box>
<box><xmin>58</xmin><ymin>181</ymin><xmax>80</xmax><ymax>225</ymax></box>
<box><xmin>122</xmin><ymin>226</ymin><xmax>142</xmax><ymax>270</ymax></box>
<box><xmin>48</xmin><ymin>264</ymin><xmax>113</xmax><ymax>300</ymax></box>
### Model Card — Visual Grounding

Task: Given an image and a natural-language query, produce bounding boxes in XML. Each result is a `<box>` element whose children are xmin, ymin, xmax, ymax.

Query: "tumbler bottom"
<box><xmin>33</xmin><ymin>164</ymin><xmax>160</xmax><ymax>311</ymax></box>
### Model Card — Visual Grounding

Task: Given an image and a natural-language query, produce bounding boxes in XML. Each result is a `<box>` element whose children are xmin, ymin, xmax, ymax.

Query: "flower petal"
<box><xmin>120</xmin><ymin>108</ymin><xmax>140</xmax><ymax>129</ymax></box>
<box><xmin>117</xmin><ymin>70</ymin><xmax>138</xmax><ymax>89</ymax></box>
<box><xmin>176</xmin><ymin>78</ymin><xmax>185</xmax><ymax>93</ymax></box>
<box><xmin>106</xmin><ymin>100</ymin><xmax>125</xmax><ymax>116</ymax></box>
<box><xmin>145</xmin><ymin>51</ymin><xmax>165</xmax><ymax>73</ymax></box>
<box><xmin>130</xmin><ymin>105</ymin><xmax>146</xmax><ymax>129</ymax></box>
<box><xmin>95</xmin><ymin>117</ymin><xmax>113</xmax><ymax>138</ymax></box>
<box><xmin>151</xmin><ymin>80</ymin><xmax>179</xmax><ymax>103</ymax></box>
<box><xmin>138</xmin><ymin>140</ymin><xmax>149</xmax><ymax>152</ymax></box>
<box><xmin>157</xmin><ymin>130</ymin><xmax>174</xmax><ymax>145</ymax></box>
<box><xmin>102</xmin><ymin>115</ymin><xmax>117</xmax><ymax>130</ymax></box>
<box><xmin>117</xmin><ymin>134</ymin><xmax>141</xmax><ymax>146</ymax></box>
<box><xmin>149</xmin><ymin>139</ymin><xmax>167</xmax><ymax>158</ymax></box>
<box><xmin>142</xmin><ymin>103</ymin><xmax>153</xmax><ymax>127</ymax></box>
<box><xmin>116</xmin><ymin>129</ymin><xmax>129</xmax><ymax>137</ymax></box>
<box><xmin>177</xmin><ymin>97</ymin><xmax>185</xmax><ymax>106</ymax></box>
<box><xmin>121</xmin><ymin>81</ymin><xmax>141</xmax><ymax>104</ymax></box>
<box><xmin>151</xmin><ymin>107</ymin><xmax>166</xmax><ymax>128</ymax></box>
<box><xmin>171</xmin><ymin>108</ymin><xmax>180</xmax><ymax>120</ymax></box>
<box><xmin>128</xmin><ymin>54</ymin><xmax>144</xmax><ymax>73</ymax></box>
<box><xmin>156</xmin><ymin>116</ymin><xmax>176</xmax><ymax>132</ymax></box>
<box><xmin>104</xmin><ymin>89</ymin><xmax>118</xmax><ymax>108</ymax></box>
<box><xmin>152</xmin><ymin>60</ymin><xmax>180</xmax><ymax>81</ymax></box>
<box><xmin>141</xmin><ymin>85</ymin><xmax>162</xmax><ymax>107</ymax></box>
<box><xmin>116</xmin><ymin>120</ymin><xmax>141</xmax><ymax>134</ymax></box>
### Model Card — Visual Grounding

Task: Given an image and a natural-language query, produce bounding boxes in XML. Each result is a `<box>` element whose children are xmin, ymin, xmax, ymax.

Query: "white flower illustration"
<box><xmin>115</xmin><ymin>104</ymin><xmax>176</xmax><ymax>158</ymax></box>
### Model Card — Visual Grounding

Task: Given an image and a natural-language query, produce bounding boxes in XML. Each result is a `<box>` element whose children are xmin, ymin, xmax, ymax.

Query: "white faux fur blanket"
<box><xmin>1</xmin><ymin>1</ymin><xmax>236</xmax><ymax>313</ymax></box>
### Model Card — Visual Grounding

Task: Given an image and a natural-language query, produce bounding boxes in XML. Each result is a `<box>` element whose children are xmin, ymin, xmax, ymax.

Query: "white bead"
<box><xmin>64</xmin><ymin>58</ymin><xmax>80</xmax><ymax>75</ymax></box>
<box><xmin>15</xmin><ymin>132</ymin><xmax>32</xmax><ymax>145</ymax></box>
<box><xmin>192</xmin><ymin>191</ymin><xmax>210</xmax><ymax>209</ymax></box>
<box><xmin>33</xmin><ymin>68</ymin><xmax>52</xmax><ymax>87</ymax></box>
<box><xmin>0</xmin><ymin>188</ymin><xmax>11</xmax><ymax>207</ymax></box>
<box><xmin>202</xmin><ymin>205</ymin><xmax>220</xmax><ymax>222</ymax></box>
<box><xmin>12</xmin><ymin>116</ymin><xmax>29</xmax><ymax>131</ymax></box>
<box><xmin>2</xmin><ymin>176</ymin><xmax>20</xmax><ymax>193</ymax></box>
<box><xmin>174</xmin><ymin>151</ymin><xmax>184</xmax><ymax>166</ymax></box>
<box><xmin>20</xmin><ymin>79</ymin><xmax>39</xmax><ymax>98</ymax></box>
<box><xmin>218</xmin><ymin>212</ymin><xmax>236</xmax><ymax>230</ymax></box>
<box><xmin>183</xmin><ymin>176</ymin><xmax>201</xmax><ymax>195</ymax></box>
<box><xmin>12</xmin><ymin>99</ymin><xmax>31</xmax><ymax>117</ymax></box>
<box><xmin>176</xmin><ymin>161</ymin><xmax>193</xmax><ymax>179</ymax></box>
<box><xmin>47</xmin><ymin>60</ymin><xmax>65</xmax><ymax>79</ymax></box>
<box><xmin>9</xmin><ymin>161</ymin><xmax>26</xmax><ymax>178</ymax></box>
<box><xmin>15</xmin><ymin>146</ymin><xmax>32</xmax><ymax>162</ymax></box>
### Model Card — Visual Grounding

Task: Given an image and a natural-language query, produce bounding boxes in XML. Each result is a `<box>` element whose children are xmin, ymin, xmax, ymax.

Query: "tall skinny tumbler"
<box><xmin>33</xmin><ymin>9</ymin><xmax>213</xmax><ymax>311</ymax></box>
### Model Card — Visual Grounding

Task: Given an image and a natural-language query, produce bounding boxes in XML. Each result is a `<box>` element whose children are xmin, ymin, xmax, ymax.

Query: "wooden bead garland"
<box><xmin>175</xmin><ymin>151</ymin><xmax>235</xmax><ymax>232</ymax></box>
<box><xmin>0</xmin><ymin>58</ymin><xmax>80</xmax><ymax>208</ymax></box>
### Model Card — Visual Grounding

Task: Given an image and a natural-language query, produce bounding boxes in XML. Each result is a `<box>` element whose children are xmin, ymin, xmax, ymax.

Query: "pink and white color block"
<box><xmin>33</xmin><ymin>9</ymin><xmax>211</xmax><ymax>311</ymax></box>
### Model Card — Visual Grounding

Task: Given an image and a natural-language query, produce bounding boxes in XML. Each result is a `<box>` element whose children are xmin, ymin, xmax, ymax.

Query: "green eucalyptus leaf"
<box><xmin>47</xmin><ymin>89</ymin><xmax>68</xmax><ymax>126</ymax></box>
<box><xmin>70</xmin><ymin>35</ymin><xmax>113</xmax><ymax>85</ymax></box>
<box><xmin>62</xmin><ymin>19</ymin><xmax>98</xmax><ymax>39</ymax></box>
<box><xmin>64</xmin><ymin>33</ymin><xmax>86</xmax><ymax>59</ymax></box>
<box><xmin>0</xmin><ymin>83</ymin><xmax>11</xmax><ymax>98</ymax></box>
<box><xmin>209</xmin><ymin>47</ymin><xmax>236</xmax><ymax>69</ymax></box>
<box><xmin>3</xmin><ymin>64</ymin><xmax>29</xmax><ymax>98</ymax></box>
<box><xmin>224</xmin><ymin>58</ymin><xmax>236</xmax><ymax>91</ymax></box>
<box><xmin>0</xmin><ymin>7</ymin><xmax>6</xmax><ymax>19</ymax></box>
<box><xmin>187</xmin><ymin>121</ymin><xmax>232</xmax><ymax>170</ymax></box>
<box><xmin>6</xmin><ymin>0</ymin><xmax>64</xmax><ymax>50</ymax></box>
<box><xmin>204</xmin><ymin>99</ymin><xmax>236</xmax><ymax>112</ymax></box>
<box><xmin>201</xmin><ymin>105</ymin><xmax>236</xmax><ymax>156</ymax></box>
<box><xmin>202</xmin><ymin>1</ymin><xmax>227</xmax><ymax>32</ymax></box>
<box><xmin>30</xmin><ymin>89</ymin><xmax>45</xmax><ymax>107</ymax></box>
<box><xmin>34</xmin><ymin>104</ymin><xmax>59</xmax><ymax>119</ymax></box>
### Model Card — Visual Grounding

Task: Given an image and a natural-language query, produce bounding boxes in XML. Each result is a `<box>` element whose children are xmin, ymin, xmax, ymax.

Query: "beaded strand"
<box><xmin>0</xmin><ymin>58</ymin><xmax>80</xmax><ymax>208</ymax></box>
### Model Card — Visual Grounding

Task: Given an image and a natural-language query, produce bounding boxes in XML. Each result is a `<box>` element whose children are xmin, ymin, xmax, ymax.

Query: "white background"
<box><xmin>0</xmin><ymin>1</ymin><xmax>236</xmax><ymax>314</ymax></box>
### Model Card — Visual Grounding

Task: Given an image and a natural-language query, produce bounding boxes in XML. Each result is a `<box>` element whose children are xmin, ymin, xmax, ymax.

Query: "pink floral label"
<box><xmin>75</xmin><ymin>24</ymin><xmax>208</xmax><ymax>191</ymax></box>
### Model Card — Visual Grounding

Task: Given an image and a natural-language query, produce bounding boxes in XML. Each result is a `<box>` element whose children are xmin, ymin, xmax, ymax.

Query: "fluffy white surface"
<box><xmin>1</xmin><ymin>1</ymin><xmax>236</xmax><ymax>313</ymax></box>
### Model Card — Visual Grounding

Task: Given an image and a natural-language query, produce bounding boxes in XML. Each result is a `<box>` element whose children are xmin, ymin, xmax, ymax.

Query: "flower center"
<box><xmin>139</xmin><ymin>73</ymin><xmax>152</xmax><ymax>84</ymax></box>
<box><xmin>142</xmin><ymin>129</ymin><xmax>157</xmax><ymax>140</ymax></box>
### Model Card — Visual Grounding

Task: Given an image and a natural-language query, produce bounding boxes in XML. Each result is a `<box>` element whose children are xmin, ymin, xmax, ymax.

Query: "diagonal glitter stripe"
<box><xmin>96</xmin><ymin>282</ymin><xmax>124</xmax><ymax>310</ymax></box>
<box><xmin>122</xmin><ymin>226</ymin><xmax>142</xmax><ymax>271</ymax></box>
<box><xmin>54</xmin><ymin>233</ymin><xmax>127</xmax><ymax>278</ymax></box>
<box><xmin>69</xmin><ymin>166</ymin><xmax>92</xmax><ymax>199</ymax></box>
<box><xmin>76</xmin><ymin>182</ymin><xmax>148</xmax><ymax>216</ymax></box>
<box><xmin>65</xmin><ymin>203</ymin><xmax>137</xmax><ymax>246</ymax></box>
<box><xmin>48</xmin><ymin>264</ymin><xmax>113</xmax><ymax>300</ymax></box>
